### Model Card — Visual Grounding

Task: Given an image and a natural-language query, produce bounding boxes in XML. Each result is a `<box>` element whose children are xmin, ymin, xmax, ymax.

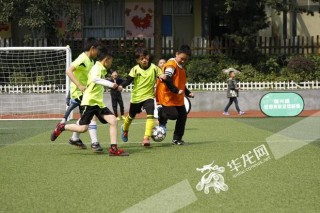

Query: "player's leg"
<box><xmin>111</xmin><ymin>94</ymin><xmax>119</xmax><ymax>118</ymax></box>
<box><xmin>234</xmin><ymin>98</ymin><xmax>245</xmax><ymax>115</ymax></box>
<box><xmin>118</xmin><ymin>95</ymin><xmax>125</xmax><ymax>119</ymax></box>
<box><xmin>50</xmin><ymin>106</ymin><xmax>93</xmax><ymax>142</ymax></box>
<box><xmin>158</xmin><ymin>106</ymin><xmax>179</xmax><ymax>129</ymax></box>
<box><xmin>65</xmin><ymin>123</ymin><xmax>89</xmax><ymax>133</ymax></box>
<box><xmin>61</xmin><ymin>99</ymin><xmax>80</xmax><ymax>123</ymax></box>
<box><xmin>121</xmin><ymin>102</ymin><xmax>140</xmax><ymax>142</ymax></box>
<box><xmin>88</xmin><ymin>115</ymin><xmax>99</xmax><ymax>145</ymax></box>
<box><xmin>99</xmin><ymin>108</ymin><xmax>129</xmax><ymax>156</ymax></box>
<box><xmin>69</xmin><ymin>104</ymin><xmax>87</xmax><ymax>149</ymax></box>
<box><xmin>141</xmin><ymin>99</ymin><xmax>155</xmax><ymax>147</ymax></box>
<box><xmin>79</xmin><ymin>106</ymin><xmax>102</xmax><ymax>152</ymax></box>
<box><xmin>223</xmin><ymin>98</ymin><xmax>233</xmax><ymax>115</ymax></box>
<box><xmin>157</xmin><ymin>106</ymin><xmax>167</xmax><ymax>128</ymax></box>
<box><xmin>172</xmin><ymin>106</ymin><xmax>187</xmax><ymax>145</ymax></box>
<box><xmin>51</xmin><ymin>121</ymin><xmax>89</xmax><ymax>142</ymax></box>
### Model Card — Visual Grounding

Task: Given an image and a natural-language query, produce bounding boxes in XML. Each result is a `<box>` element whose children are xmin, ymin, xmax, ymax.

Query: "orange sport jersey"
<box><xmin>156</xmin><ymin>58</ymin><xmax>187</xmax><ymax>106</ymax></box>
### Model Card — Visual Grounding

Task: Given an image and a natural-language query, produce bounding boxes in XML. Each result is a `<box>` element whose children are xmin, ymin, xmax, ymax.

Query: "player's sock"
<box><xmin>71</xmin><ymin>120</ymin><xmax>80</xmax><ymax>141</ymax></box>
<box><xmin>123</xmin><ymin>115</ymin><xmax>133</xmax><ymax>131</ymax></box>
<box><xmin>144</xmin><ymin>115</ymin><xmax>154</xmax><ymax>138</ymax></box>
<box><xmin>88</xmin><ymin>120</ymin><xmax>98</xmax><ymax>143</ymax></box>
<box><xmin>71</xmin><ymin>132</ymin><xmax>80</xmax><ymax>141</ymax></box>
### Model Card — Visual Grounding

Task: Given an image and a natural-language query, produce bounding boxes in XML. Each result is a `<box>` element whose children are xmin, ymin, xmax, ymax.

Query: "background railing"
<box><xmin>1</xmin><ymin>81</ymin><xmax>319</xmax><ymax>94</ymax></box>
<box><xmin>1</xmin><ymin>35</ymin><xmax>320</xmax><ymax>56</ymax></box>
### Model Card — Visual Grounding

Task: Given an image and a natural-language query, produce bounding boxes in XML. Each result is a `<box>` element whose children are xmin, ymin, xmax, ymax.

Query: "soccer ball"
<box><xmin>151</xmin><ymin>126</ymin><xmax>166</xmax><ymax>142</ymax></box>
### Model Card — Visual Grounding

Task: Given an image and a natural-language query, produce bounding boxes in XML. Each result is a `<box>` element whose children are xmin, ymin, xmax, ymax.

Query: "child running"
<box><xmin>50</xmin><ymin>45</ymin><xmax>128</xmax><ymax>156</ymax></box>
<box><xmin>60</xmin><ymin>37</ymin><xmax>100</xmax><ymax>150</ymax></box>
<box><xmin>118</xmin><ymin>47</ymin><xmax>166</xmax><ymax>147</ymax></box>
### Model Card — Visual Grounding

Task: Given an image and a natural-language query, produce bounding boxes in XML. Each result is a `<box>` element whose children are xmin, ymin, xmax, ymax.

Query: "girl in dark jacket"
<box><xmin>223</xmin><ymin>70</ymin><xmax>245</xmax><ymax>115</ymax></box>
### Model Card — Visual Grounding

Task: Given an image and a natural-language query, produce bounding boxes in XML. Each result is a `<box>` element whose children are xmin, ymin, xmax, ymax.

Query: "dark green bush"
<box><xmin>287</xmin><ymin>55</ymin><xmax>316</xmax><ymax>80</ymax></box>
<box><xmin>81</xmin><ymin>49</ymin><xmax>320</xmax><ymax>82</ymax></box>
<box><xmin>236</xmin><ymin>64</ymin><xmax>265</xmax><ymax>82</ymax></box>
<box><xmin>305</xmin><ymin>54</ymin><xmax>320</xmax><ymax>80</ymax></box>
<box><xmin>110</xmin><ymin>55</ymin><xmax>136</xmax><ymax>78</ymax></box>
<box><xmin>186</xmin><ymin>54</ymin><xmax>238</xmax><ymax>82</ymax></box>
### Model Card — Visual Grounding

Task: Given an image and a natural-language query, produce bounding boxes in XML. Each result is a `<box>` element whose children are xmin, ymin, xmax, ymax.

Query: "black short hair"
<box><xmin>84</xmin><ymin>37</ymin><xmax>100</xmax><ymax>51</ymax></box>
<box><xmin>229</xmin><ymin>71</ymin><xmax>235</xmax><ymax>76</ymax></box>
<box><xmin>96</xmin><ymin>45</ymin><xmax>113</xmax><ymax>61</ymax></box>
<box><xmin>134</xmin><ymin>47</ymin><xmax>149</xmax><ymax>60</ymax></box>
<box><xmin>177</xmin><ymin>45</ymin><xmax>191</xmax><ymax>56</ymax></box>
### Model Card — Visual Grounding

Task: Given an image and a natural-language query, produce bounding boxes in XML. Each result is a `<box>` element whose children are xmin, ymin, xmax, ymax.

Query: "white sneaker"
<box><xmin>239</xmin><ymin>111</ymin><xmax>245</xmax><ymax>115</ymax></box>
<box><xmin>223</xmin><ymin>112</ymin><xmax>230</xmax><ymax>116</ymax></box>
<box><xmin>116</xmin><ymin>117</ymin><xmax>121</xmax><ymax>120</ymax></box>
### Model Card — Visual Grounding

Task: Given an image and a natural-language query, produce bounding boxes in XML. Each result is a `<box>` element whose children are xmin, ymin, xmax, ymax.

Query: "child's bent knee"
<box><xmin>79</xmin><ymin>125</ymin><xmax>88</xmax><ymax>133</ymax></box>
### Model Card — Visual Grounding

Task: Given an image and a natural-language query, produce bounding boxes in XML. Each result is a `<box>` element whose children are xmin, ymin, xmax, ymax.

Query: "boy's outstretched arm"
<box><xmin>117</xmin><ymin>76</ymin><xmax>134</xmax><ymax>91</ymax></box>
<box><xmin>93</xmin><ymin>77</ymin><xmax>117</xmax><ymax>89</ymax></box>
<box><xmin>120</xmin><ymin>76</ymin><xmax>134</xmax><ymax>88</ymax></box>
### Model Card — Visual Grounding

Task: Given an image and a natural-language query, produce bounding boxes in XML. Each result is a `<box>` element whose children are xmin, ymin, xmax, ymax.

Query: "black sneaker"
<box><xmin>91</xmin><ymin>142</ymin><xmax>103</xmax><ymax>152</ymax></box>
<box><xmin>69</xmin><ymin>138</ymin><xmax>87</xmax><ymax>149</ymax></box>
<box><xmin>172</xmin><ymin>139</ymin><xmax>187</xmax><ymax>145</ymax></box>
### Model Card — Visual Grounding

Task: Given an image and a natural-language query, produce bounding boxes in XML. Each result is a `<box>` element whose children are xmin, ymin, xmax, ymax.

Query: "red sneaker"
<box><xmin>141</xmin><ymin>137</ymin><xmax>151</xmax><ymax>147</ymax></box>
<box><xmin>109</xmin><ymin>147</ymin><xmax>129</xmax><ymax>156</ymax></box>
<box><xmin>50</xmin><ymin>122</ymin><xmax>65</xmax><ymax>141</ymax></box>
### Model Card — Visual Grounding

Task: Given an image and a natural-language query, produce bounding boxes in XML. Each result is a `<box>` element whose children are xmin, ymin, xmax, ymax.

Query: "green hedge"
<box><xmin>185</xmin><ymin>54</ymin><xmax>320</xmax><ymax>82</ymax></box>
<box><xmin>106</xmin><ymin>53</ymin><xmax>320</xmax><ymax>82</ymax></box>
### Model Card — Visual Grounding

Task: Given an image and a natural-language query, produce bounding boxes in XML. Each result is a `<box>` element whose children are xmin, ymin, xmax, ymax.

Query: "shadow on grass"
<box><xmin>61</xmin><ymin>142</ymin><xmax>174</xmax><ymax>156</ymax></box>
<box><xmin>311</xmin><ymin>139</ymin><xmax>320</xmax><ymax>148</ymax></box>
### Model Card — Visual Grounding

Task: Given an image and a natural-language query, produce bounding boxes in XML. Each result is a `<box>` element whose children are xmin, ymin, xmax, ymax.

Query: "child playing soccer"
<box><xmin>60</xmin><ymin>37</ymin><xmax>100</xmax><ymax>150</ymax></box>
<box><xmin>51</xmin><ymin>46</ymin><xmax>128</xmax><ymax>156</ymax></box>
<box><xmin>118</xmin><ymin>48</ymin><xmax>166</xmax><ymax>147</ymax></box>
<box><xmin>156</xmin><ymin>45</ymin><xmax>194</xmax><ymax>145</ymax></box>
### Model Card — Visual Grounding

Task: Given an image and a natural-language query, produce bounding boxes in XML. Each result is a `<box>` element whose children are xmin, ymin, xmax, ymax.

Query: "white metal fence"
<box><xmin>0</xmin><ymin>84</ymin><xmax>66</xmax><ymax>94</ymax></box>
<box><xmin>186</xmin><ymin>81</ymin><xmax>320</xmax><ymax>91</ymax></box>
<box><xmin>0</xmin><ymin>81</ymin><xmax>319</xmax><ymax>94</ymax></box>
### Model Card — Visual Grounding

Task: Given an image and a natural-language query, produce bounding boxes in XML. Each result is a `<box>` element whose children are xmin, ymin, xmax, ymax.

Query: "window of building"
<box><xmin>82</xmin><ymin>0</ymin><xmax>125</xmax><ymax>38</ymax></box>
<box><xmin>162</xmin><ymin>0</ymin><xmax>194</xmax><ymax>36</ymax></box>
<box><xmin>296</xmin><ymin>0</ymin><xmax>320</xmax><ymax>11</ymax></box>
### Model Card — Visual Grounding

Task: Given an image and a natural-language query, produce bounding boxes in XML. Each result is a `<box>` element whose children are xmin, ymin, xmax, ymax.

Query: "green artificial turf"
<box><xmin>0</xmin><ymin>117</ymin><xmax>319</xmax><ymax>213</ymax></box>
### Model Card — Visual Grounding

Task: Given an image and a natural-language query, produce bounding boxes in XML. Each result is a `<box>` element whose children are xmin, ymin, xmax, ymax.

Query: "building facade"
<box><xmin>0</xmin><ymin>0</ymin><xmax>319</xmax><ymax>47</ymax></box>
